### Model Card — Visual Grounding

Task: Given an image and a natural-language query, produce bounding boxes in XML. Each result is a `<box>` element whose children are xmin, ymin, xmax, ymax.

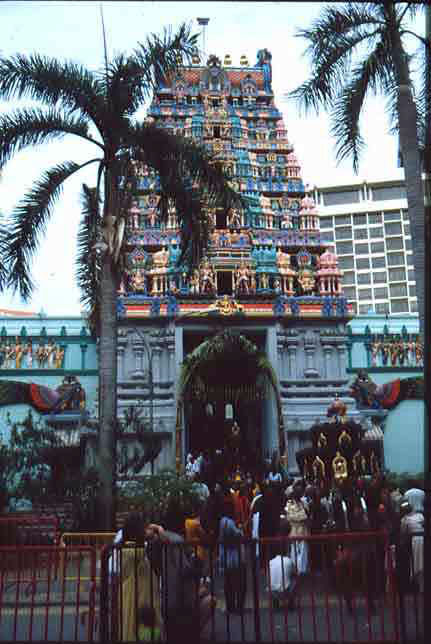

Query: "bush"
<box><xmin>118</xmin><ymin>470</ymin><xmax>203</xmax><ymax>534</ymax></box>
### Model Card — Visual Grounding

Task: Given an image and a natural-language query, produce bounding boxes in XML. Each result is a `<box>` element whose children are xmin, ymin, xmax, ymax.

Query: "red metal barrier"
<box><xmin>99</xmin><ymin>531</ymin><xmax>411</xmax><ymax>643</ymax></box>
<box><xmin>0</xmin><ymin>545</ymin><xmax>97</xmax><ymax>642</ymax></box>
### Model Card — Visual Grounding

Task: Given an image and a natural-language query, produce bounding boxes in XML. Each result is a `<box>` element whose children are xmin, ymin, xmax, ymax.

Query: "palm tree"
<box><xmin>289</xmin><ymin>1</ymin><xmax>426</xmax><ymax>336</ymax></box>
<box><xmin>0</xmin><ymin>24</ymin><xmax>242</xmax><ymax>529</ymax></box>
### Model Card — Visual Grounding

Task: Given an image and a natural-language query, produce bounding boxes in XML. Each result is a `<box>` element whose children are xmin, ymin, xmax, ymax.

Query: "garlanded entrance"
<box><xmin>175</xmin><ymin>330</ymin><xmax>284</xmax><ymax>473</ymax></box>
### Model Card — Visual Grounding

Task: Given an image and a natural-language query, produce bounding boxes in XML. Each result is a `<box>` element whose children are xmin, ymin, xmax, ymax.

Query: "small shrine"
<box><xmin>296</xmin><ymin>396</ymin><xmax>383</xmax><ymax>490</ymax></box>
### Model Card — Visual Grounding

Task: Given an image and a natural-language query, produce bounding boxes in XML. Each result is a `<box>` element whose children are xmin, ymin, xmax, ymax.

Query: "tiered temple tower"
<box><xmin>116</xmin><ymin>50</ymin><xmax>358</xmax><ymax>474</ymax></box>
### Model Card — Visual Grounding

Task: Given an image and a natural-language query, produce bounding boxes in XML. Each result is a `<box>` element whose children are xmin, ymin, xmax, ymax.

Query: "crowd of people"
<box><xmin>111</xmin><ymin>456</ymin><xmax>425</xmax><ymax>641</ymax></box>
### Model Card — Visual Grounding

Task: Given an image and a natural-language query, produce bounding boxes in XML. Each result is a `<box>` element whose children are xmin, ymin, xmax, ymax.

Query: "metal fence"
<box><xmin>0</xmin><ymin>545</ymin><xmax>98</xmax><ymax>642</ymax></box>
<box><xmin>99</xmin><ymin>531</ymin><xmax>419</xmax><ymax>643</ymax></box>
<box><xmin>0</xmin><ymin>532</ymin><xmax>423</xmax><ymax>642</ymax></box>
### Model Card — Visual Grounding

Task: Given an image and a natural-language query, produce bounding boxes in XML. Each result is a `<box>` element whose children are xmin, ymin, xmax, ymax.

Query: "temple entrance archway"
<box><xmin>175</xmin><ymin>329</ymin><xmax>284</xmax><ymax>474</ymax></box>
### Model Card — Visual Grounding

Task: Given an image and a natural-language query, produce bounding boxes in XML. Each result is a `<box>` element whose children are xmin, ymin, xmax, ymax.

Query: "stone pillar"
<box><xmin>117</xmin><ymin>345</ymin><xmax>125</xmax><ymax>380</ymax></box>
<box><xmin>131</xmin><ymin>337</ymin><xmax>145</xmax><ymax>379</ymax></box>
<box><xmin>151</xmin><ymin>346</ymin><xmax>162</xmax><ymax>384</ymax></box>
<box><xmin>286</xmin><ymin>338</ymin><xmax>299</xmax><ymax>379</ymax></box>
<box><xmin>304</xmin><ymin>332</ymin><xmax>319</xmax><ymax>378</ymax></box>
<box><xmin>337</xmin><ymin>343</ymin><xmax>347</xmax><ymax>378</ymax></box>
<box><xmin>322</xmin><ymin>345</ymin><xmax>333</xmax><ymax>379</ymax></box>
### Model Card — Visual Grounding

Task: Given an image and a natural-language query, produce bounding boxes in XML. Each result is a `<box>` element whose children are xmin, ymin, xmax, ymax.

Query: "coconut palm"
<box><xmin>0</xmin><ymin>24</ymin><xmax>242</xmax><ymax>529</ymax></box>
<box><xmin>289</xmin><ymin>1</ymin><xmax>426</xmax><ymax>336</ymax></box>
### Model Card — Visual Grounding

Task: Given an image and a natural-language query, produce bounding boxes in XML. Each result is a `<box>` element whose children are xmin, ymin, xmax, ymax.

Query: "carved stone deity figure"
<box><xmin>371</xmin><ymin>341</ymin><xmax>380</xmax><ymax>366</ymax></box>
<box><xmin>281</xmin><ymin>212</ymin><xmax>292</xmax><ymax>229</ymax></box>
<box><xmin>15</xmin><ymin>338</ymin><xmax>25</xmax><ymax>369</ymax></box>
<box><xmin>54</xmin><ymin>345</ymin><xmax>65</xmax><ymax>369</ymax></box>
<box><xmin>297</xmin><ymin>269</ymin><xmax>315</xmax><ymax>295</ymax></box>
<box><xmin>46</xmin><ymin>340</ymin><xmax>56</xmax><ymax>368</ymax></box>
<box><xmin>199</xmin><ymin>259</ymin><xmax>216</xmax><ymax>295</ymax></box>
<box><xmin>381</xmin><ymin>343</ymin><xmax>390</xmax><ymax>366</ymax></box>
<box><xmin>131</xmin><ymin>269</ymin><xmax>147</xmax><ymax>292</ymax></box>
<box><xmin>36</xmin><ymin>344</ymin><xmax>47</xmax><ymax>368</ymax></box>
<box><xmin>415</xmin><ymin>341</ymin><xmax>423</xmax><ymax>365</ymax></box>
<box><xmin>228</xmin><ymin>208</ymin><xmax>242</xmax><ymax>229</ymax></box>
<box><xmin>390</xmin><ymin>341</ymin><xmax>399</xmax><ymax>366</ymax></box>
<box><xmin>25</xmin><ymin>342</ymin><xmax>33</xmax><ymax>368</ymax></box>
<box><xmin>152</xmin><ymin>246</ymin><xmax>169</xmax><ymax>271</ymax></box>
<box><xmin>235</xmin><ymin>263</ymin><xmax>250</xmax><ymax>295</ymax></box>
<box><xmin>5</xmin><ymin>341</ymin><xmax>15</xmax><ymax>368</ymax></box>
<box><xmin>189</xmin><ymin>269</ymin><xmax>200</xmax><ymax>295</ymax></box>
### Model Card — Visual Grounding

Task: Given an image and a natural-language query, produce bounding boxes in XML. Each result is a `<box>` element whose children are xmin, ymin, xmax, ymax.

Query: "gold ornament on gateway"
<box><xmin>215</xmin><ymin>295</ymin><xmax>243</xmax><ymax>315</ymax></box>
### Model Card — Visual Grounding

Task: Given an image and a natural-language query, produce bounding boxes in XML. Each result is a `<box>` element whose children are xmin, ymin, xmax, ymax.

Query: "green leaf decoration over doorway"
<box><xmin>175</xmin><ymin>330</ymin><xmax>284</xmax><ymax>472</ymax></box>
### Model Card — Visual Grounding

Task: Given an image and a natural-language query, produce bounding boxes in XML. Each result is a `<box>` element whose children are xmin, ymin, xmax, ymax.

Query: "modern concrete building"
<box><xmin>313</xmin><ymin>178</ymin><xmax>416</xmax><ymax>316</ymax></box>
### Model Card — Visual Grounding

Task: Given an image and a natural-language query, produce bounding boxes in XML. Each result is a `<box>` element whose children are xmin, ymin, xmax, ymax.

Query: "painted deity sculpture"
<box><xmin>235</xmin><ymin>263</ymin><xmax>251</xmax><ymax>295</ymax></box>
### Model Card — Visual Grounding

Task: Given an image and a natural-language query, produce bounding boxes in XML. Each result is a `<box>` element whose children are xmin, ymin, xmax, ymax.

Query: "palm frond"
<box><xmin>3</xmin><ymin>158</ymin><xmax>100</xmax><ymax>300</ymax></box>
<box><xmin>76</xmin><ymin>184</ymin><xmax>102</xmax><ymax>336</ymax></box>
<box><xmin>289</xmin><ymin>5</ymin><xmax>382</xmax><ymax>114</ymax></box>
<box><xmin>0</xmin><ymin>54</ymin><xmax>104</xmax><ymax>127</ymax></box>
<box><xmin>0</xmin><ymin>108</ymin><xmax>100</xmax><ymax>170</ymax></box>
<box><xmin>133</xmin><ymin>22</ymin><xmax>199</xmax><ymax>99</ymax></box>
<box><xmin>331</xmin><ymin>39</ymin><xmax>392</xmax><ymax>172</ymax></box>
<box><xmin>103</xmin><ymin>53</ymin><xmax>146</xmax><ymax>117</ymax></box>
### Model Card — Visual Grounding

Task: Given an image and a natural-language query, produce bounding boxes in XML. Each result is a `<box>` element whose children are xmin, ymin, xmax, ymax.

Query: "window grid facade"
<box><xmin>314</xmin><ymin>179</ymin><xmax>417</xmax><ymax>315</ymax></box>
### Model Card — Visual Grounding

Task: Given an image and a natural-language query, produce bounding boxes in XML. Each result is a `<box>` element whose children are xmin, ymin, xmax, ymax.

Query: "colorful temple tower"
<box><xmin>116</xmin><ymin>51</ymin><xmax>357</xmax><ymax>474</ymax></box>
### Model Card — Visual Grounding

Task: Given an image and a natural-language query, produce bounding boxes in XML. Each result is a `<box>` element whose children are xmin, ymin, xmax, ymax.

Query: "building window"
<box><xmin>372</xmin><ymin>256</ymin><xmax>386</xmax><ymax>268</ymax></box>
<box><xmin>391</xmin><ymin>299</ymin><xmax>409</xmax><ymax>313</ymax></box>
<box><xmin>359</xmin><ymin>304</ymin><xmax>373</xmax><ymax>314</ymax></box>
<box><xmin>357</xmin><ymin>273</ymin><xmax>371</xmax><ymax>285</ymax></box>
<box><xmin>320</xmin><ymin>216</ymin><xmax>333</xmax><ymax>228</ymax></box>
<box><xmin>405</xmin><ymin>239</ymin><xmax>412</xmax><ymax>250</ymax></box>
<box><xmin>321</xmin><ymin>231</ymin><xmax>334</xmax><ymax>242</ymax></box>
<box><xmin>353</xmin><ymin>213</ymin><xmax>367</xmax><ymax>226</ymax></box>
<box><xmin>408</xmin><ymin>269</ymin><xmax>415</xmax><ymax>281</ymax></box>
<box><xmin>369</xmin><ymin>226</ymin><xmax>383</xmax><ymax>238</ymax></box>
<box><xmin>338</xmin><ymin>255</ymin><xmax>354</xmax><ymax>269</ymax></box>
<box><xmin>343</xmin><ymin>286</ymin><xmax>356</xmax><ymax>299</ymax></box>
<box><xmin>386</xmin><ymin>237</ymin><xmax>403</xmax><ymax>251</ymax></box>
<box><xmin>375</xmin><ymin>302</ymin><xmax>390</xmax><ymax>314</ymax></box>
<box><xmin>383</xmin><ymin>210</ymin><xmax>402</xmax><ymax>221</ymax></box>
<box><xmin>356</xmin><ymin>257</ymin><xmax>370</xmax><ymax>269</ymax></box>
<box><xmin>335</xmin><ymin>226</ymin><xmax>352</xmax><ymax>240</ymax></box>
<box><xmin>323</xmin><ymin>191</ymin><xmax>359</xmax><ymax>206</ymax></box>
<box><xmin>374</xmin><ymin>287</ymin><xmax>388</xmax><ymax>299</ymax></box>
<box><xmin>385</xmin><ymin>222</ymin><xmax>402</xmax><ymax>236</ymax></box>
<box><xmin>390</xmin><ymin>283</ymin><xmax>407</xmax><ymax>297</ymax></box>
<box><xmin>409</xmin><ymin>284</ymin><xmax>416</xmax><ymax>297</ymax></box>
<box><xmin>368</xmin><ymin>213</ymin><xmax>382</xmax><ymax>224</ymax></box>
<box><xmin>358</xmin><ymin>288</ymin><xmax>372</xmax><ymax>300</ymax></box>
<box><xmin>350</xmin><ymin>302</ymin><xmax>358</xmax><ymax>314</ymax></box>
<box><xmin>334</xmin><ymin>215</ymin><xmax>352</xmax><ymax>226</ymax></box>
<box><xmin>354</xmin><ymin>228</ymin><xmax>368</xmax><ymax>240</ymax></box>
<box><xmin>410</xmin><ymin>299</ymin><xmax>418</xmax><ymax>313</ymax></box>
<box><xmin>402</xmin><ymin>210</ymin><xmax>409</xmax><ymax>221</ymax></box>
<box><xmin>387</xmin><ymin>252</ymin><xmax>405</xmax><ymax>266</ymax></box>
<box><xmin>355</xmin><ymin>243</ymin><xmax>369</xmax><ymax>254</ymax></box>
<box><xmin>406</xmin><ymin>253</ymin><xmax>413</xmax><ymax>265</ymax></box>
<box><xmin>342</xmin><ymin>271</ymin><xmax>356</xmax><ymax>284</ymax></box>
<box><xmin>371</xmin><ymin>241</ymin><xmax>385</xmax><ymax>253</ymax></box>
<box><xmin>373</xmin><ymin>186</ymin><xmax>406</xmax><ymax>201</ymax></box>
<box><xmin>336</xmin><ymin>241</ymin><xmax>353</xmax><ymax>255</ymax></box>
<box><xmin>373</xmin><ymin>271</ymin><xmax>387</xmax><ymax>283</ymax></box>
<box><xmin>403</xmin><ymin>224</ymin><xmax>410</xmax><ymax>236</ymax></box>
<box><xmin>389</xmin><ymin>267</ymin><xmax>406</xmax><ymax>282</ymax></box>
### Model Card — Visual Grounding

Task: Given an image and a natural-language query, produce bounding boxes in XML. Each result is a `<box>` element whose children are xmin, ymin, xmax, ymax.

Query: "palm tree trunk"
<box><xmin>98</xmin><ymin>251</ymin><xmax>118</xmax><ymax>530</ymax></box>
<box><xmin>391</xmin><ymin>25</ymin><xmax>425</xmax><ymax>339</ymax></box>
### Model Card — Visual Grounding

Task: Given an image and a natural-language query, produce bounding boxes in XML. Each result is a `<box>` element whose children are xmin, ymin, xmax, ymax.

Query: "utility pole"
<box><xmin>424</xmin><ymin>3</ymin><xmax>431</xmax><ymax>630</ymax></box>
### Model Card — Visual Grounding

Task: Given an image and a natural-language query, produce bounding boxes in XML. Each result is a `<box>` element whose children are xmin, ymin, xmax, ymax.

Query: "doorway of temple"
<box><xmin>179</xmin><ymin>329</ymin><xmax>284</xmax><ymax>479</ymax></box>
<box><xmin>186</xmin><ymin>398</ymin><xmax>264</xmax><ymax>477</ymax></box>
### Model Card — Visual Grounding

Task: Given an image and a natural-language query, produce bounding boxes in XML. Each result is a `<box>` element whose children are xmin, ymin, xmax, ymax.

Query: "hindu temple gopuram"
<box><xmin>115</xmin><ymin>50</ymin><xmax>358</xmax><ymax>475</ymax></box>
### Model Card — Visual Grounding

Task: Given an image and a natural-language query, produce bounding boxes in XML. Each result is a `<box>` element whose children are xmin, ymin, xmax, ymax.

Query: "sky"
<box><xmin>0</xmin><ymin>1</ymin><xmax>425</xmax><ymax>315</ymax></box>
